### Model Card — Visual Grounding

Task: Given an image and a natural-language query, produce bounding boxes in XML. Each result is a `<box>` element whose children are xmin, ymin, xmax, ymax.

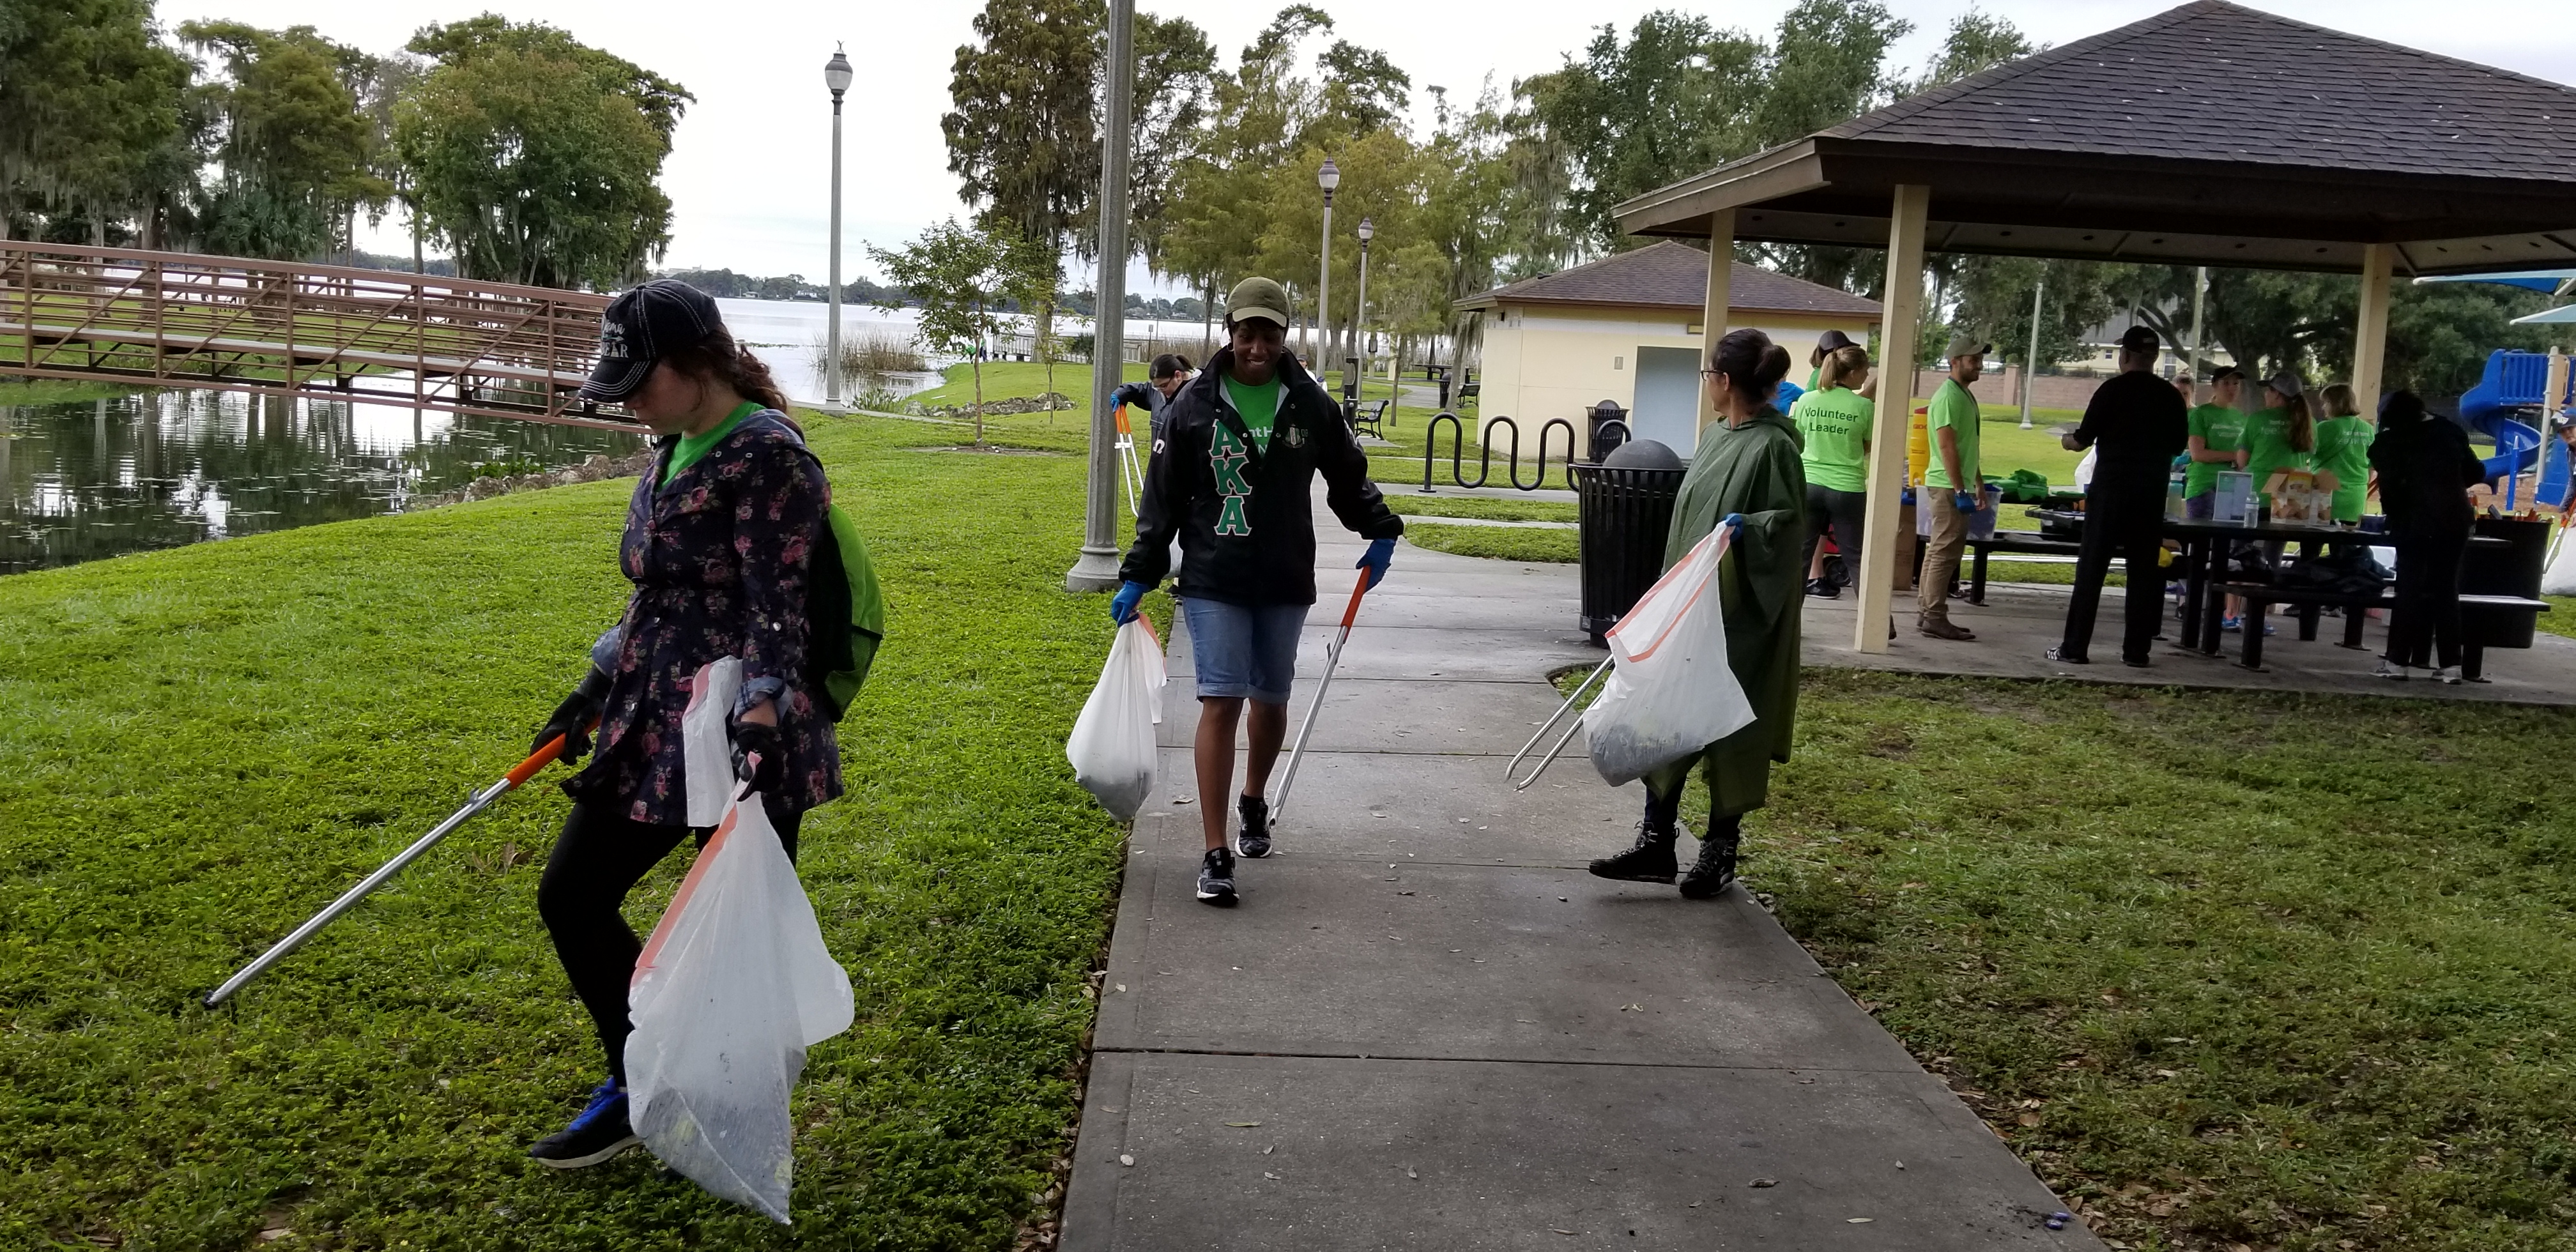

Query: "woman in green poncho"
<box><xmin>1588</xmin><ymin>328</ymin><xmax>1805</xmax><ymax>899</ymax></box>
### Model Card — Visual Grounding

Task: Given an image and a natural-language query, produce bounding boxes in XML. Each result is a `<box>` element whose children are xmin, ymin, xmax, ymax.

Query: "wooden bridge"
<box><xmin>1</xmin><ymin>241</ymin><xmax>638</xmax><ymax>430</ymax></box>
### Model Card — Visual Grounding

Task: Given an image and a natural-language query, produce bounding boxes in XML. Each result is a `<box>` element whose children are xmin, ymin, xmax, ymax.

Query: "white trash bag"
<box><xmin>680</xmin><ymin>657</ymin><xmax>745</xmax><ymax>827</ymax></box>
<box><xmin>1066</xmin><ymin>616</ymin><xmax>1167</xmax><ymax>820</ymax></box>
<box><xmin>625</xmin><ymin>790</ymin><xmax>855</xmax><ymax>1223</ymax></box>
<box><xmin>1586</xmin><ymin>526</ymin><xmax>1758</xmax><ymax>786</ymax></box>
<box><xmin>2543</xmin><ymin>526</ymin><xmax>2576</xmax><ymax>597</ymax></box>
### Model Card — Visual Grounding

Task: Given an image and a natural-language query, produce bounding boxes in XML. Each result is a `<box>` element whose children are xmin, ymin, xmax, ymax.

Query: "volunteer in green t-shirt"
<box><xmin>1918</xmin><ymin>333</ymin><xmax>1988</xmax><ymax>641</ymax></box>
<box><xmin>2243</xmin><ymin>370</ymin><xmax>2318</xmax><ymax>510</ymax></box>
<box><xmin>2182</xmin><ymin>366</ymin><xmax>2250</xmax><ymax>518</ymax></box>
<box><xmin>1791</xmin><ymin>343</ymin><xmax>1874</xmax><ymax>599</ymax></box>
<box><xmin>2312</xmin><ymin>382</ymin><xmax>2373</xmax><ymax>523</ymax></box>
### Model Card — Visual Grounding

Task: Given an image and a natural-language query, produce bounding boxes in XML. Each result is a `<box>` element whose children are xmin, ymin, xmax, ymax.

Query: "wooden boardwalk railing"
<box><xmin>1</xmin><ymin>241</ymin><xmax>639</xmax><ymax>430</ymax></box>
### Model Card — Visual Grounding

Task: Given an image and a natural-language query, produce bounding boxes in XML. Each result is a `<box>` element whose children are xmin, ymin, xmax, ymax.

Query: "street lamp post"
<box><xmin>2020</xmin><ymin>267</ymin><xmax>2045</xmax><ymax>429</ymax></box>
<box><xmin>1066</xmin><ymin>0</ymin><xmax>1135</xmax><ymax>592</ymax></box>
<box><xmin>824</xmin><ymin>45</ymin><xmax>853</xmax><ymax>412</ymax></box>
<box><xmin>1315</xmin><ymin>158</ymin><xmax>1339</xmax><ymax>367</ymax></box>
<box><xmin>1353</xmin><ymin>216</ymin><xmax>1374</xmax><ymax>381</ymax></box>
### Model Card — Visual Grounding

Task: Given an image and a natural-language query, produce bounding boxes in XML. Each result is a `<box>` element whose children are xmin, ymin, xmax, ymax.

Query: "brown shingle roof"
<box><xmin>1832</xmin><ymin>1</ymin><xmax>2576</xmax><ymax>181</ymax></box>
<box><xmin>1454</xmin><ymin>241</ymin><xmax>1881</xmax><ymax>317</ymax></box>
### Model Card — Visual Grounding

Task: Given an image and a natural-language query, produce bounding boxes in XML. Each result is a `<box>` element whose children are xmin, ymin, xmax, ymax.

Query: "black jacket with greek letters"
<box><xmin>1118</xmin><ymin>347</ymin><xmax>1402</xmax><ymax>606</ymax></box>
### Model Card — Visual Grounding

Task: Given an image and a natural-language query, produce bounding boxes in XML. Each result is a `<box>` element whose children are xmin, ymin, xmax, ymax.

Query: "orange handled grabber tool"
<box><xmin>203</xmin><ymin>726</ymin><xmax>590</xmax><ymax>1008</ymax></box>
<box><xmin>1269</xmin><ymin>570</ymin><xmax>1375</xmax><ymax>826</ymax></box>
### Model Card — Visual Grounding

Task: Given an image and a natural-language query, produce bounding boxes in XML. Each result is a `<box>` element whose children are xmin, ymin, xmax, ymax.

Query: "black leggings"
<box><xmin>537</xmin><ymin>798</ymin><xmax>803</xmax><ymax>1084</ymax></box>
<box><xmin>2386</xmin><ymin>530</ymin><xmax>2469</xmax><ymax>669</ymax></box>
<box><xmin>1801</xmin><ymin>483</ymin><xmax>1867</xmax><ymax>579</ymax></box>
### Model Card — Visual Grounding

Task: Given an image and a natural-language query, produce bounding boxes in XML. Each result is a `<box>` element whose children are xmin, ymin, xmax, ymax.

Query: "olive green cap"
<box><xmin>1225</xmin><ymin>276</ymin><xmax>1290</xmax><ymax>328</ymax></box>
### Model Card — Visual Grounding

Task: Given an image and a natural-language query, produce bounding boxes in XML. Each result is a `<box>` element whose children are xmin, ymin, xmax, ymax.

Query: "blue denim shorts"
<box><xmin>1179</xmin><ymin>597</ymin><xmax>1308</xmax><ymax>705</ymax></box>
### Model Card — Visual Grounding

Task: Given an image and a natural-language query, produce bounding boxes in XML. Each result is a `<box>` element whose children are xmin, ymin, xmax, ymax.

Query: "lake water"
<box><xmin>0</xmin><ymin>388</ymin><xmax>643</xmax><ymax>576</ymax></box>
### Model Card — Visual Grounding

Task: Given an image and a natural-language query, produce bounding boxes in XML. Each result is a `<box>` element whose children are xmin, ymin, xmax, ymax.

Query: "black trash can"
<box><xmin>1575</xmin><ymin>438</ymin><xmax>1687</xmax><ymax>645</ymax></box>
<box><xmin>1586</xmin><ymin>400</ymin><xmax>1630</xmax><ymax>462</ymax></box>
<box><xmin>2464</xmin><ymin>515</ymin><xmax>2549</xmax><ymax>648</ymax></box>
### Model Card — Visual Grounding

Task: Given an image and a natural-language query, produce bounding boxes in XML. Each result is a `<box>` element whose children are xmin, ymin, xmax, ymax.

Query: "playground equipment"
<box><xmin>2455</xmin><ymin>349</ymin><xmax>2575</xmax><ymax>510</ymax></box>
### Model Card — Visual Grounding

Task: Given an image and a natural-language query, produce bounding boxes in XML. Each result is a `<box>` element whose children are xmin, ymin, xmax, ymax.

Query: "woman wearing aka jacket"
<box><xmin>1110</xmin><ymin>276</ymin><xmax>1404</xmax><ymax>907</ymax></box>
<box><xmin>521</xmin><ymin>279</ymin><xmax>841</xmax><ymax>1168</ymax></box>
<box><xmin>2369</xmin><ymin>390</ymin><xmax>2487</xmax><ymax>683</ymax></box>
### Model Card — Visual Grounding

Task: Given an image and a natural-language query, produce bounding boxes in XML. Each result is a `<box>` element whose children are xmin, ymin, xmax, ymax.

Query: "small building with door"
<box><xmin>1454</xmin><ymin>241</ymin><xmax>1882</xmax><ymax>454</ymax></box>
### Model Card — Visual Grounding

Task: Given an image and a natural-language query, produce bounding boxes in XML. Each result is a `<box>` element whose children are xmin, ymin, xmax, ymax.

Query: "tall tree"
<box><xmin>1519</xmin><ymin>12</ymin><xmax>1763</xmax><ymax>257</ymax></box>
<box><xmin>180</xmin><ymin>22</ymin><xmax>388</xmax><ymax>261</ymax></box>
<box><xmin>395</xmin><ymin>17</ymin><xmax>691</xmax><ymax>289</ymax></box>
<box><xmin>1747</xmin><ymin>0</ymin><xmax>1912</xmax><ymax>146</ymax></box>
<box><xmin>1314</xmin><ymin>39</ymin><xmax>1410</xmax><ymax>140</ymax></box>
<box><xmin>0</xmin><ymin>0</ymin><xmax>189</xmax><ymax>244</ymax></box>
<box><xmin>1129</xmin><ymin>15</ymin><xmax>1219</xmax><ymax>274</ymax></box>
<box><xmin>943</xmin><ymin>0</ymin><xmax>1101</xmax><ymax>250</ymax></box>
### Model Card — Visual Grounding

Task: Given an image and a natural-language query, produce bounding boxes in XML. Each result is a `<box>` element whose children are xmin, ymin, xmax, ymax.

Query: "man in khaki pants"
<box><xmin>1919</xmin><ymin>334</ymin><xmax>1988</xmax><ymax>640</ymax></box>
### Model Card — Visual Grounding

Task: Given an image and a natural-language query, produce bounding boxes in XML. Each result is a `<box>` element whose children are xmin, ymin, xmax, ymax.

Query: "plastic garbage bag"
<box><xmin>2543</xmin><ymin>527</ymin><xmax>2576</xmax><ymax>597</ymax></box>
<box><xmin>680</xmin><ymin>657</ymin><xmax>744</xmax><ymax>827</ymax></box>
<box><xmin>1586</xmin><ymin>526</ymin><xmax>1758</xmax><ymax>786</ymax></box>
<box><xmin>1066</xmin><ymin>616</ymin><xmax>1166</xmax><ymax>820</ymax></box>
<box><xmin>626</xmin><ymin>790</ymin><xmax>854</xmax><ymax>1223</ymax></box>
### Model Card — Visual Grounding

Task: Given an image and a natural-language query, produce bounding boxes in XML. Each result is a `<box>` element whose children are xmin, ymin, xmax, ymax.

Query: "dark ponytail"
<box><xmin>662</xmin><ymin>326</ymin><xmax>800</xmax><ymax>434</ymax></box>
<box><xmin>1710</xmin><ymin>328</ymin><xmax>1789</xmax><ymax>409</ymax></box>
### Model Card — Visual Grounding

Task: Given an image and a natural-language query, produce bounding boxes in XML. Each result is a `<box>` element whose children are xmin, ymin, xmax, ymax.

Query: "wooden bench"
<box><xmin>2218</xmin><ymin>581</ymin><xmax>2550</xmax><ymax>678</ymax></box>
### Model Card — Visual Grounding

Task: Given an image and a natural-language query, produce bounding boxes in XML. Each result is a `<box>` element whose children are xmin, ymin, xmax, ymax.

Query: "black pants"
<box><xmin>537</xmin><ymin>798</ymin><xmax>803</xmax><ymax>1085</ymax></box>
<box><xmin>1800</xmin><ymin>483</ymin><xmax>1867</xmax><ymax>581</ymax></box>
<box><xmin>2386</xmin><ymin>529</ymin><xmax>2469</xmax><ymax>669</ymax></box>
<box><xmin>2060</xmin><ymin>485</ymin><xmax>2166</xmax><ymax>662</ymax></box>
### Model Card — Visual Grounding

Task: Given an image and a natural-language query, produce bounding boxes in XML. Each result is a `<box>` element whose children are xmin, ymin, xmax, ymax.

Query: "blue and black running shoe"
<box><xmin>530</xmin><ymin>1079</ymin><xmax>640</xmax><ymax>1169</ymax></box>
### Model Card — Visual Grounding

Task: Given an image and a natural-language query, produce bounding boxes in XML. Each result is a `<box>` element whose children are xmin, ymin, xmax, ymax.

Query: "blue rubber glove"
<box><xmin>1358</xmin><ymin>536</ymin><xmax>1396</xmax><ymax>590</ymax></box>
<box><xmin>1110</xmin><ymin>581</ymin><xmax>1149</xmax><ymax>625</ymax></box>
<box><xmin>1719</xmin><ymin>512</ymin><xmax>1744</xmax><ymax>538</ymax></box>
<box><xmin>1954</xmin><ymin>490</ymin><xmax>1981</xmax><ymax>514</ymax></box>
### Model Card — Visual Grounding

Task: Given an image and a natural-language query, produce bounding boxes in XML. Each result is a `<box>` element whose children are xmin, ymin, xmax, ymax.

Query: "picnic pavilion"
<box><xmin>1613</xmin><ymin>0</ymin><xmax>2576</xmax><ymax>653</ymax></box>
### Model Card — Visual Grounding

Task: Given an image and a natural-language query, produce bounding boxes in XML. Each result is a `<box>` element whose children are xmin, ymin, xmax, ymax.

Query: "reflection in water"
<box><xmin>0</xmin><ymin>388</ymin><xmax>642</xmax><ymax>576</ymax></box>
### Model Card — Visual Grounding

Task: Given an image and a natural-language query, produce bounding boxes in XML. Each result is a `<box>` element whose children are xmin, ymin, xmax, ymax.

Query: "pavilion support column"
<box><xmin>1853</xmin><ymin>185</ymin><xmax>1928</xmax><ymax>654</ymax></box>
<box><xmin>1698</xmin><ymin>210</ymin><xmax>1736</xmax><ymax>441</ymax></box>
<box><xmin>2352</xmin><ymin>243</ymin><xmax>2395</xmax><ymax>415</ymax></box>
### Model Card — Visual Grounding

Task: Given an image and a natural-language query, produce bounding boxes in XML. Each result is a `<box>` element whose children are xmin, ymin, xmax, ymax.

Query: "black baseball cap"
<box><xmin>581</xmin><ymin>279</ymin><xmax>721</xmax><ymax>402</ymax></box>
<box><xmin>2117</xmin><ymin>325</ymin><xmax>2162</xmax><ymax>354</ymax></box>
<box><xmin>1816</xmin><ymin>329</ymin><xmax>1856</xmax><ymax>352</ymax></box>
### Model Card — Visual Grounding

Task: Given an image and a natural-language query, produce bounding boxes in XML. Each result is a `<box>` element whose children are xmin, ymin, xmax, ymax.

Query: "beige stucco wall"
<box><xmin>1475</xmin><ymin>303</ymin><xmax>1878</xmax><ymax>444</ymax></box>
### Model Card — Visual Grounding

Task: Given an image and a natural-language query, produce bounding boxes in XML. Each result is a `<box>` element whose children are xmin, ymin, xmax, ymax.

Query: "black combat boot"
<box><xmin>1678</xmin><ymin>815</ymin><xmax>1742</xmax><ymax>899</ymax></box>
<box><xmin>1588</xmin><ymin>790</ymin><xmax>1682</xmax><ymax>883</ymax></box>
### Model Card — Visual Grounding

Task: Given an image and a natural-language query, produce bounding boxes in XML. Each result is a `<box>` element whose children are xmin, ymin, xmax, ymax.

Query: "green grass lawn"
<box><xmin>1384</xmin><ymin>494</ymin><xmax>1578</xmax><ymax>524</ymax></box>
<box><xmin>1402</xmin><ymin>522</ymin><xmax>1578</xmax><ymax>564</ymax></box>
<box><xmin>0</xmin><ymin>408</ymin><xmax>1151</xmax><ymax>1246</ymax></box>
<box><xmin>1540</xmin><ymin>666</ymin><xmax>2576</xmax><ymax>1251</ymax></box>
<box><xmin>1</xmin><ymin>378</ymin><xmax>147</xmax><ymax>406</ymax></box>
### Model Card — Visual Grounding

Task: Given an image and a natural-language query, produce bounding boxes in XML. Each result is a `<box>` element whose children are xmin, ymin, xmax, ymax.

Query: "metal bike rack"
<box><xmin>1419</xmin><ymin>411</ymin><xmax>1581</xmax><ymax>494</ymax></box>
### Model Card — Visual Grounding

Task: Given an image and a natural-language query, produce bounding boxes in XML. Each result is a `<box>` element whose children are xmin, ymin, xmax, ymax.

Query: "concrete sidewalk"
<box><xmin>1060</xmin><ymin>529</ymin><xmax>2100</xmax><ymax>1249</ymax></box>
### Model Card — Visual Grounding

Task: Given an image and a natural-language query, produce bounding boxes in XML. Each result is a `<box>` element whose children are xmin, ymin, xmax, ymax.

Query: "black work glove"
<box><xmin>533</xmin><ymin>668</ymin><xmax>611</xmax><ymax>761</ymax></box>
<box><xmin>731</xmin><ymin>719</ymin><xmax>784</xmax><ymax>795</ymax></box>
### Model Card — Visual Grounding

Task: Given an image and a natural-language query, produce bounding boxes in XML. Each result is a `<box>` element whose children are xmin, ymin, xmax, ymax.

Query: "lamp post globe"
<box><xmin>824</xmin><ymin>45</ymin><xmax>854</xmax><ymax>409</ymax></box>
<box><xmin>1315</xmin><ymin>159</ymin><xmax>1338</xmax><ymax>364</ymax></box>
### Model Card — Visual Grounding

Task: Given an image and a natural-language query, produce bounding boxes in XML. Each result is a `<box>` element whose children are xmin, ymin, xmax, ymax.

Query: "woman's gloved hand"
<box><xmin>533</xmin><ymin>668</ymin><xmax>611</xmax><ymax>761</ymax></box>
<box><xmin>731</xmin><ymin>717</ymin><xmax>783</xmax><ymax>794</ymax></box>
<box><xmin>1110</xmin><ymin>581</ymin><xmax>1150</xmax><ymax>625</ymax></box>
<box><xmin>1358</xmin><ymin>536</ymin><xmax>1396</xmax><ymax>589</ymax></box>
<box><xmin>1719</xmin><ymin>513</ymin><xmax>1744</xmax><ymax>538</ymax></box>
<box><xmin>1954</xmin><ymin>490</ymin><xmax>1981</xmax><ymax>514</ymax></box>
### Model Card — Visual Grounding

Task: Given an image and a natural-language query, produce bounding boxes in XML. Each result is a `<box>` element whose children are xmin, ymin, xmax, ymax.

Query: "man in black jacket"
<box><xmin>2370</xmin><ymin>390</ymin><xmax>2487</xmax><ymax>682</ymax></box>
<box><xmin>1110</xmin><ymin>277</ymin><xmax>1404</xmax><ymax>906</ymax></box>
<box><xmin>2050</xmin><ymin>325</ymin><xmax>2189</xmax><ymax>667</ymax></box>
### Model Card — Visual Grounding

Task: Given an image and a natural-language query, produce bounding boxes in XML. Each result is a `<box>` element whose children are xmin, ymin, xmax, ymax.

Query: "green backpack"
<box><xmin>806</xmin><ymin>503</ymin><xmax>885</xmax><ymax>722</ymax></box>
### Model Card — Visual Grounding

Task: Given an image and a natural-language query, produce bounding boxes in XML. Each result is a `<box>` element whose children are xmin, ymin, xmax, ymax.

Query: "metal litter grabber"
<box><xmin>1268</xmin><ymin>569</ymin><xmax>1375</xmax><ymax>825</ymax></box>
<box><xmin>1506</xmin><ymin>657</ymin><xmax>1613</xmax><ymax>791</ymax></box>
<box><xmin>204</xmin><ymin>726</ymin><xmax>590</xmax><ymax>1008</ymax></box>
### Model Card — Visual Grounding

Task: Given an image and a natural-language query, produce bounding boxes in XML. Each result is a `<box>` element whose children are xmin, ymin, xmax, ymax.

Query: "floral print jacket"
<box><xmin>564</xmin><ymin>410</ymin><xmax>843</xmax><ymax>824</ymax></box>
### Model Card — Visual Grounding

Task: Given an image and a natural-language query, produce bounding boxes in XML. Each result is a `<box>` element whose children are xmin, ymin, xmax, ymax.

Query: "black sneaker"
<box><xmin>1587</xmin><ymin>820</ymin><xmax>1679</xmax><ymax>883</ymax></box>
<box><xmin>1195</xmin><ymin>846</ymin><xmax>1238</xmax><ymax>906</ymax></box>
<box><xmin>1234</xmin><ymin>795</ymin><xmax>1273</xmax><ymax>859</ymax></box>
<box><xmin>1804</xmin><ymin>577</ymin><xmax>1839</xmax><ymax>599</ymax></box>
<box><xmin>2044</xmin><ymin>645</ymin><xmax>2089</xmax><ymax>665</ymax></box>
<box><xmin>530</xmin><ymin>1079</ymin><xmax>640</xmax><ymax>1169</ymax></box>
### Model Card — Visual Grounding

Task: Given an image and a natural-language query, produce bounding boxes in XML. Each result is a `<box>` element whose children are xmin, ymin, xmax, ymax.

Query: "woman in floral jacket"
<box><xmin>521</xmin><ymin>279</ymin><xmax>841</xmax><ymax>1168</ymax></box>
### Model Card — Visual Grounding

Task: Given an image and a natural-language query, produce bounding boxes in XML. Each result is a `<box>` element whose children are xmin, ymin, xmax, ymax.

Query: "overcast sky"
<box><xmin>160</xmin><ymin>0</ymin><xmax>2576</xmax><ymax>294</ymax></box>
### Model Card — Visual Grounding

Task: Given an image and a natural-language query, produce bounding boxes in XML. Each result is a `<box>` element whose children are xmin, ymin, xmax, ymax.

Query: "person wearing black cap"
<box><xmin>1110</xmin><ymin>352</ymin><xmax>1196</xmax><ymax>441</ymax></box>
<box><xmin>1110</xmin><ymin>276</ymin><xmax>1404</xmax><ymax>906</ymax></box>
<box><xmin>2049</xmin><ymin>326</ymin><xmax>2188</xmax><ymax>666</ymax></box>
<box><xmin>1804</xmin><ymin>329</ymin><xmax>1855</xmax><ymax>392</ymax></box>
<box><xmin>520</xmin><ymin>279</ymin><xmax>843</xmax><ymax>1168</ymax></box>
